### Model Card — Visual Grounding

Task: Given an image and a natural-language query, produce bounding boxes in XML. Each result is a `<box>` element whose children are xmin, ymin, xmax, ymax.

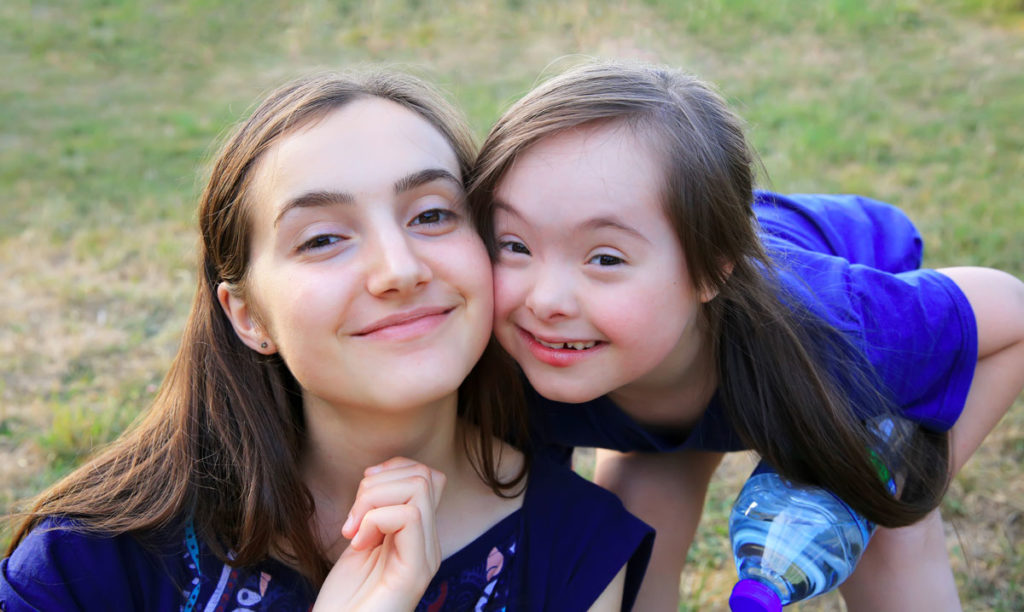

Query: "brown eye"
<box><xmin>411</xmin><ymin>208</ymin><xmax>455</xmax><ymax>226</ymax></box>
<box><xmin>298</xmin><ymin>234</ymin><xmax>341</xmax><ymax>252</ymax></box>
<box><xmin>499</xmin><ymin>240</ymin><xmax>530</xmax><ymax>256</ymax></box>
<box><xmin>588</xmin><ymin>253</ymin><xmax>625</xmax><ymax>266</ymax></box>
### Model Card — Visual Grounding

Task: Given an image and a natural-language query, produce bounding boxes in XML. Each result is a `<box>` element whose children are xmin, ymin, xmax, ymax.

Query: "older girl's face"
<box><xmin>222</xmin><ymin>98</ymin><xmax>492</xmax><ymax>413</ymax></box>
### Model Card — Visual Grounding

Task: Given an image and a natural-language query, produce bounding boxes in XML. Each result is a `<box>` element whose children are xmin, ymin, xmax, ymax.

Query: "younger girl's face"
<box><xmin>226</xmin><ymin>98</ymin><xmax>492</xmax><ymax>413</ymax></box>
<box><xmin>492</xmin><ymin>122</ymin><xmax>706</xmax><ymax>404</ymax></box>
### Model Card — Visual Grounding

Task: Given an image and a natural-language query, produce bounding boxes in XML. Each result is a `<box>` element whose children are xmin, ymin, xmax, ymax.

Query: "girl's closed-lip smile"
<box><xmin>354</xmin><ymin>305</ymin><xmax>456</xmax><ymax>340</ymax></box>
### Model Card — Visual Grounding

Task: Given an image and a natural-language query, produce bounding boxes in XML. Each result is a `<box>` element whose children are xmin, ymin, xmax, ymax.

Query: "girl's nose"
<box><xmin>365</xmin><ymin>228</ymin><xmax>432</xmax><ymax>296</ymax></box>
<box><xmin>524</xmin><ymin>266</ymin><xmax>579</xmax><ymax>321</ymax></box>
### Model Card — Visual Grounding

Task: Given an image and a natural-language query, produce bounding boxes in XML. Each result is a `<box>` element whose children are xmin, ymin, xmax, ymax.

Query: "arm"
<box><xmin>588</xmin><ymin>566</ymin><xmax>627</xmax><ymax>612</ymax></box>
<box><xmin>0</xmin><ymin>520</ymin><xmax>182</xmax><ymax>611</ymax></box>
<box><xmin>594</xmin><ymin>448</ymin><xmax>723</xmax><ymax>612</ymax></box>
<box><xmin>937</xmin><ymin>266</ymin><xmax>1024</xmax><ymax>473</ymax></box>
<box><xmin>314</xmin><ymin>458</ymin><xmax>446</xmax><ymax>612</ymax></box>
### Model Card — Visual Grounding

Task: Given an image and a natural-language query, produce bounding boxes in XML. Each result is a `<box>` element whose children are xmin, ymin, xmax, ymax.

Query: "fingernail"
<box><xmin>342</xmin><ymin>513</ymin><xmax>354</xmax><ymax>534</ymax></box>
<box><xmin>366</xmin><ymin>464</ymin><xmax>383</xmax><ymax>475</ymax></box>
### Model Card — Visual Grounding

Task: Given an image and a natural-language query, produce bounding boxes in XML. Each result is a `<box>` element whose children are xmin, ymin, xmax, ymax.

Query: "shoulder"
<box><xmin>1</xmin><ymin>517</ymin><xmax>186</xmax><ymax>611</ymax></box>
<box><xmin>754</xmin><ymin>190</ymin><xmax>923</xmax><ymax>271</ymax></box>
<box><xmin>521</xmin><ymin>456</ymin><xmax>654</xmax><ymax>611</ymax></box>
<box><xmin>525</xmin><ymin>456</ymin><xmax>652</xmax><ymax>549</ymax></box>
<box><xmin>526</xmin><ymin>454</ymin><xmax>618</xmax><ymax>506</ymax></box>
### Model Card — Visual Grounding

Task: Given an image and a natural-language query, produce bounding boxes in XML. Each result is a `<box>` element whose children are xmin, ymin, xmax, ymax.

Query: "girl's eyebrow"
<box><xmin>494</xmin><ymin>199</ymin><xmax>649</xmax><ymax>244</ymax></box>
<box><xmin>394</xmin><ymin>168</ymin><xmax>462</xmax><ymax>194</ymax></box>
<box><xmin>274</xmin><ymin>191</ymin><xmax>352</xmax><ymax>227</ymax></box>
<box><xmin>579</xmin><ymin>216</ymin><xmax>650</xmax><ymax>244</ymax></box>
<box><xmin>493</xmin><ymin>198</ymin><xmax>525</xmax><ymax>220</ymax></box>
<box><xmin>274</xmin><ymin>168</ymin><xmax>462</xmax><ymax>227</ymax></box>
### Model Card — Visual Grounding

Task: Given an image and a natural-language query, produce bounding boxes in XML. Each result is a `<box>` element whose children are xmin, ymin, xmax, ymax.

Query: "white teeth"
<box><xmin>569</xmin><ymin>341</ymin><xmax>596</xmax><ymax>350</ymax></box>
<box><xmin>536</xmin><ymin>338</ymin><xmax>597</xmax><ymax>350</ymax></box>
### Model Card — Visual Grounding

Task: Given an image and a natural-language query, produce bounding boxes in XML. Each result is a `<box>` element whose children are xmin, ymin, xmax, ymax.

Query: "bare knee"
<box><xmin>840</xmin><ymin>509</ymin><xmax>961</xmax><ymax>612</ymax></box>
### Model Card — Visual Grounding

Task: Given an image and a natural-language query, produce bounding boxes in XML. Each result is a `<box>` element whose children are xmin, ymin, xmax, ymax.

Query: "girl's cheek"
<box><xmin>491</xmin><ymin>267</ymin><xmax>525</xmax><ymax>316</ymax></box>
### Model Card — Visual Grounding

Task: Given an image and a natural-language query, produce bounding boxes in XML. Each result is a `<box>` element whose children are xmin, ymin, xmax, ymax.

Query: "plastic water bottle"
<box><xmin>728</xmin><ymin>418</ymin><xmax>908</xmax><ymax>611</ymax></box>
<box><xmin>727</xmin><ymin>461</ymin><xmax>874</xmax><ymax>610</ymax></box>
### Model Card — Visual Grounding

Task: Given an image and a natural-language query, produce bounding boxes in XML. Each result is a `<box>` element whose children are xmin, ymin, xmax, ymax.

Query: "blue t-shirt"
<box><xmin>529</xmin><ymin>191</ymin><xmax>978</xmax><ymax>455</ymax></box>
<box><xmin>0</xmin><ymin>456</ymin><xmax>653</xmax><ymax>611</ymax></box>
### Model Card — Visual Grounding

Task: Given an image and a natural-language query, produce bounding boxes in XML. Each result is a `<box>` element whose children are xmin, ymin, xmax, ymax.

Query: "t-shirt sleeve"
<box><xmin>524</xmin><ymin>458</ymin><xmax>654</xmax><ymax>611</ymax></box>
<box><xmin>770</xmin><ymin>239</ymin><xmax>978</xmax><ymax>431</ymax></box>
<box><xmin>754</xmin><ymin>191</ymin><xmax>924</xmax><ymax>273</ymax></box>
<box><xmin>851</xmin><ymin>266</ymin><xmax>977</xmax><ymax>430</ymax></box>
<box><xmin>0</xmin><ymin>520</ymin><xmax>184</xmax><ymax>612</ymax></box>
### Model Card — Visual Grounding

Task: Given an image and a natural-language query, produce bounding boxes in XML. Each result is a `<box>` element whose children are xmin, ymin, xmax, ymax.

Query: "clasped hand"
<box><xmin>313</xmin><ymin>457</ymin><xmax>447</xmax><ymax>611</ymax></box>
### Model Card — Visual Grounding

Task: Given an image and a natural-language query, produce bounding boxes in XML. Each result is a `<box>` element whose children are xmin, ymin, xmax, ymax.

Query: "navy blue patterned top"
<box><xmin>1</xmin><ymin>456</ymin><xmax>653</xmax><ymax>611</ymax></box>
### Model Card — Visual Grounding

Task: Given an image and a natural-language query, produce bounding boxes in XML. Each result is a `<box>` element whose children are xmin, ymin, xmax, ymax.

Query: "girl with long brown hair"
<box><xmin>467</xmin><ymin>60</ymin><xmax>1024</xmax><ymax>610</ymax></box>
<box><xmin>1</xmin><ymin>70</ymin><xmax>652</xmax><ymax>611</ymax></box>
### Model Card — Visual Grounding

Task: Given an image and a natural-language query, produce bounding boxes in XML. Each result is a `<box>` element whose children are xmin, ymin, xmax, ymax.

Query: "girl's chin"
<box><xmin>527</xmin><ymin>376</ymin><xmax>607</xmax><ymax>405</ymax></box>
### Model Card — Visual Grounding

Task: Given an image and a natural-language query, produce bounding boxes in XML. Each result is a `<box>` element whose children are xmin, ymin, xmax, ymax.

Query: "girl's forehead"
<box><xmin>498</xmin><ymin>124</ymin><xmax>662</xmax><ymax>206</ymax></box>
<box><xmin>250</xmin><ymin>99</ymin><xmax>461</xmax><ymax>218</ymax></box>
<box><xmin>494</xmin><ymin>122</ymin><xmax>674</xmax><ymax>242</ymax></box>
<box><xmin>517</xmin><ymin>122</ymin><xmax>642</xmax><ymax>168</ymax></box>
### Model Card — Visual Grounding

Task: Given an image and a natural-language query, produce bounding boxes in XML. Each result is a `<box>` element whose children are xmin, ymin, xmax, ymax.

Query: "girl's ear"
<box><xmin>217</xmin><ymin>282</ymin><xmax>276</xmax><ymax>354</ymax></box>
<box><xmin>699</xmin><ymin>260</ymin><xmax>735</xmax><ymax>303</ymax></box>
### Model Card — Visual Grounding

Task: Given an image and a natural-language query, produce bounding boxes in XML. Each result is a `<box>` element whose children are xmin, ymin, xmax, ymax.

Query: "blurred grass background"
<box><xmin>1</xmin><ymin>0</ymin><xmax>1021</xmax><ymax>609</ymax></box>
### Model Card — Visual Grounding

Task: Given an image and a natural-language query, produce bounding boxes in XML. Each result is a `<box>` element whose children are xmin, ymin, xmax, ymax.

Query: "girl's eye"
<box><xmin>588</xmin><ymin>253</ymin><xmax>625</xmax><ymax>266</ymax></box>
<box><xmin>298</xmin><ymin>234</ymin><xmax>342</xmax><ymax>252</ymax></box>
<box><xmin>498</xmin><ymin>239</ymin><xmax>531</xmax><ymax>256</ymax></box>
<box><xmin>411</xmin><ymin>208</ymin><xmax>456</xmax><ymax>227</ymax></box>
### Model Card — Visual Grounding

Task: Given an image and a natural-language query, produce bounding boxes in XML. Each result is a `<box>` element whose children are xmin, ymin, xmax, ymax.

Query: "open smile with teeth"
<box><xmin>535</xmin><ymin>338</ymin><xmax>598</xmax><ymax>351</ymax></box>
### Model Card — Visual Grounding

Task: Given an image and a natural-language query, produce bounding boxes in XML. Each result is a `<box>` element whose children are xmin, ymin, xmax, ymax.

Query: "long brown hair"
<box><xmin>468</xmin><ymin>60</ymin><xmax>949</xmax><ymax>527</ymax></box>
<box><xmin>7</xmin><ymin>71</ymin><xmax>528</xmax><ymax>586</ymax></box>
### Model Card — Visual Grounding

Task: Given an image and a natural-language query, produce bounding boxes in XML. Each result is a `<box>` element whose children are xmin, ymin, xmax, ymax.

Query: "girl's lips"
<box><xmin>517</xmin><ymin>326</ymin><xmax>604</xmax><ymax>367</ymax></box>
<box><xmin>355</xmin><ymin>307</ymin><xmax>454</xmax><ymax>341</ymax></box>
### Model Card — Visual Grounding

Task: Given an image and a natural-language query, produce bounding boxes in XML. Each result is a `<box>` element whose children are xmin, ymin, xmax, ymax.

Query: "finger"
<box><xmin>364</xmin><ymin>456</ymin><xmax>420</xmax><ymax>476</ymax></box>
<box><xmin>346</xmin><ymin>504</ymin><xmax>441</xmax><ymax>601</ymax></box>
<box><xmin>357</xmin><ymin>504</ymin><xmax>440</xmax><ymax>578</ymax></box>
<box><xmin>362</xmin><ymin>459</ymin><xmax>446</xmax><ymax>507</ymax></box>
<box><xmin>344</xmin><ymin>464</ymin><xmax>445</xmax><ymax>538</ymax></box>
<box><xmin>343</xmin><ymin>472</ymin><xmax>438</xmax><ymax>541</ymax></box>
<box><xmin>346</xmin><ymin>477</ymin><xmax>443</xmax><ymax>569</ymax></box>
<box><xmin>361</xmin><ymin>462</ymin><xmax>445</xmax><ymax>504</ymax></box>
<box><xmin>349</xmin><ymin>504</ymin><xmax>424</xmax><ymax>556</ymax></box>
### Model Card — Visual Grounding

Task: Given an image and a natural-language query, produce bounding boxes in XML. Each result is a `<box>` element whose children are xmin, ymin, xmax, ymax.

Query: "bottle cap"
<box><xmin>729</xmin><ymin>579</ymin><xmax>783</xmax><ymax>612</ymax></box>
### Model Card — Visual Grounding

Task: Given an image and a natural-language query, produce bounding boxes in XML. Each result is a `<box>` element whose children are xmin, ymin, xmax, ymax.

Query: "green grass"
<box><xmin>2</xmin><ymin>1</ymin><xmax>1022</xmax><ymax>609</ymax></box>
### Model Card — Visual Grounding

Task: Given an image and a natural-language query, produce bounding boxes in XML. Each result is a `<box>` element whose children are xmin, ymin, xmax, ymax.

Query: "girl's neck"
<box><xmin>300</xmin><ymin>393</ymin><xmax>463</xmax><ymax>504</ymax></box>
<box><xmin>608</xmin><ymin>325</ymin><xmax>718</xmax><ymax>432</ymax></box>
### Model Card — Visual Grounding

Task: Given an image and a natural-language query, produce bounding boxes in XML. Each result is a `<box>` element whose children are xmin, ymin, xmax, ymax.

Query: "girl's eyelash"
<box><xmin>412</xmin><ymin>208</ymin><xmax>457</xmax><ymax>226</ymax></box>
<box><xmin>297</xmin><ymin>234</ymin><xmax>342</xmax><ymax>252</ymax></box>
<box><xmin>498</xmin><ymin>239</ymin><xmax>530</xmax><ymax>255</ymax></box>
<box><xmin>588</xmin><ymin>253</ymin><xmax>625</xmax><ymax>266</ymax></box>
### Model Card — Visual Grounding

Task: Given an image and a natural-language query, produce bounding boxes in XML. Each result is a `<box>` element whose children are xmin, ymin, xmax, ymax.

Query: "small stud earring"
<box><xmin>260</xmin><ymin>342</ymin><xmax>268</xmax><ymax>349</ymax></box>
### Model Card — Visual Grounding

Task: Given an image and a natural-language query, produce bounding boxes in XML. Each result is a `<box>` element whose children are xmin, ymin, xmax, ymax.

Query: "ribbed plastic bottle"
<box><xmin>727</xmin><ymin>418</ymin><xmax>907</xmax><ymax>611</ymax></box>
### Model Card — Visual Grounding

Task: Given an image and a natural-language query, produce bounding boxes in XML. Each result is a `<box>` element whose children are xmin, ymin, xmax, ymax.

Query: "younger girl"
<box><xmin>0</xmin><ymin>71</ymin><xmax>653</xmax><ymax>611</ymax></box>
<box><xmin>468</xmin><ymin>60</ymin><xmax>1024</xmax><ymax>610</ymax></box>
